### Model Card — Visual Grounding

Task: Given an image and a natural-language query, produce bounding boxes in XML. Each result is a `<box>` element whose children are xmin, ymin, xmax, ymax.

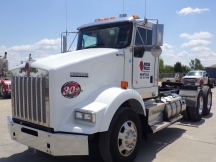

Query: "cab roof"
<box><xmin>77</xmin><ymin>16</ymin><xmax>150</xmax><ymax>30</ymax></box>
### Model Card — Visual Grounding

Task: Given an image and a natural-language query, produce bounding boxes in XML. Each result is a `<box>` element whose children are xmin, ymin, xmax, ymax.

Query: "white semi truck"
<box><xmin>7</xmin><ymin>15</ymin><xmax>212</xmax><ymax>162</ymax></box>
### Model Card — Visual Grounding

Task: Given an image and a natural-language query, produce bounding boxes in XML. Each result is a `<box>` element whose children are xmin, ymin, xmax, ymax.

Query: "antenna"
<box><xmin>144</xmin><ymin>0</ymin><xmax>146</xmax><ymax>19</ymax></box>
<box><xmin>65</xmin><ymin>0</ymin><xmax>68</xmax><ymax>33</ymax></box>
<box><xmin>63</xmin><ymin>0</ymin><xmax>68</xmax><ymax>52</ymax></box>
<box><xmin>123</xmin><ymin>0</ymin><xmax>124</xmax><ymax>14</ymax></box>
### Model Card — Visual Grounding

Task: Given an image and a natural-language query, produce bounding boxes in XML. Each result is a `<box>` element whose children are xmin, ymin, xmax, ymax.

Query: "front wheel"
<box><xmin>99</xmin><ymin>108</ymin><xmax>142</xmax><ymax>162</ymax></box>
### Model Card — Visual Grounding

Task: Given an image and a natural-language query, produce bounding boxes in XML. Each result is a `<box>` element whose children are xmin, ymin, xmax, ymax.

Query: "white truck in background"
<box><xmin>7</xmin><ymin>14</ymin><xmax>212</xmax><ymax>162</ymax></box>
<box><xmin>161</xmin><ymin>73</ymin><xmax>183</xmax><ymax>87</ymax></box>
<box><xmin>182</xmin><ymin>70</ymin><xmax>215</xmax><ymax>88</ymax></box>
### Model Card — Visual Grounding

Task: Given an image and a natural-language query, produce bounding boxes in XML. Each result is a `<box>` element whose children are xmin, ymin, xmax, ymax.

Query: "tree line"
<box><xmin>159</xmin><ymin>58</ymin><xmax>204</xmax><ymax>73</ymax></box>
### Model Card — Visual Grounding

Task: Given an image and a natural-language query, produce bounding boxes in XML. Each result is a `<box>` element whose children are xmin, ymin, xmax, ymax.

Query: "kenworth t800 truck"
<box><xmin>7</xmin><ymin>15</ymin><xmax>212</xmax><ymax>162</ymax></box>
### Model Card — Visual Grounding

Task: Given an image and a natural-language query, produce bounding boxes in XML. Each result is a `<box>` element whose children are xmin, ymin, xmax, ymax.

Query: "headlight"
<box><xmin>75</xmin><ymin>112</ymin><xmax>83</xmax><ymax>119</ymax></box>
<box><xmin>75</xmin><ymin>110</ymin><xmax>96</xmax><ymax>123</ymax></box>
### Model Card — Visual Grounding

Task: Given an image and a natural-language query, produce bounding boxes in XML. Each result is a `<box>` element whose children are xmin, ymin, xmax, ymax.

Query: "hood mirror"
<box><xmin>151</xmin><ymin>46</ymin><xmax>162</xmax><ymax>57</ymax></box>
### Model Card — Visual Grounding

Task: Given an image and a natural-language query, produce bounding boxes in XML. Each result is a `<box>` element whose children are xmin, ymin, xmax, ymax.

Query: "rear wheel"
<box><xmin>203</xmin><ymin>86</ymin><xmax>212</xmax><ymax>115</ymax></box>
<box><xmin>182</xmin><ymin>106</ymin><xmax>190</xmax><ymax>120</ymax></box>
<box><xmin>161</xmin><ymin>82</ymin><xmax>166</xmax><ymax>88</ymax></box>
<box><xmin>189</xmin><ymin>90</ymin><xmax>204</xmax><ymax>121</ymax></box>
<box><xmin>99</xmin><ymin>107</ymin><xmax>142</xmax><ymax>162</ymax></box>
<box><xmin>210</xmin><ymin>83</ymin><xmax>214</xmax><ymax>88</ymax></box>
<box><xmin>0</xmin><ymin>83</ymin><xmax>7</xmax><ymax>98</ymax></box>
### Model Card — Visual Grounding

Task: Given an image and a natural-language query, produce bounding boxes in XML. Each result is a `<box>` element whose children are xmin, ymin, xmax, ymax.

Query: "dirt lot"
<box><xmin>0</xmin><ymin>88</ymin><xmax>216</xmax><ymax>162</ymax></box>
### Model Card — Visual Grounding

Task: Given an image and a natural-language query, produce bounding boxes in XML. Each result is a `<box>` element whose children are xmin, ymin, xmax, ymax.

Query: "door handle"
<box><xmin>150</xmin><ymin>76</ymin><xmax>153</xmax><ymax>83</ymax></box>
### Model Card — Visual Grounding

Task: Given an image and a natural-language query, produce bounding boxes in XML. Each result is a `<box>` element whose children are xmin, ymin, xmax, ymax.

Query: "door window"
<box><xmin>135</xmin><ymin>27</ymin><xmax>152</xmax><ymax>46</ymax></box>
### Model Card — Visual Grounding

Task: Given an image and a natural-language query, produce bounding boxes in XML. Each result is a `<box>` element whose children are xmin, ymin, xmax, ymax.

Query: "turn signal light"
<box><xmin>121</xmin><ymin>81</ymin><xmax>128</xmax><ymax>89</ymax></box>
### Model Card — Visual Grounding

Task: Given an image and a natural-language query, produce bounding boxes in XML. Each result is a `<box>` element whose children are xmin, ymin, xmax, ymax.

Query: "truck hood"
<box><xmin>183</xmin><ymin>76</ymin><xmax>202</xmax><ymax>79</ymax></box>
<box><xmin>11</xmin><ymin>48</ymin><xmax>125</xmax><ymax>131</ymax></box>
<box><xmin>15</xmin><ymin>48</ymin><xmax>121</xmax><ymax>70</ymax></box>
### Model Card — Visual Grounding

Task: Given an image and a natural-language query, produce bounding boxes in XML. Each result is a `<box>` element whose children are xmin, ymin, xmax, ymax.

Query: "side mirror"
<box><xmin>134</xmin><ymin>46</ymin><xmax>145</xmax><ymax>58</ymax></box>
<box><xmin>152</xmin><ymin>24</ymin><xmax>164</xmax><ymax>46</ymax></box>
<box><xmin>183</xmin><ymin>74</ymin><xmax>185</xmax><ymax>76</ymax></box>
<box><xmin>206</xmin><ymin>74</ymin><xmax>208</xmax><ymax>77</ymax></box>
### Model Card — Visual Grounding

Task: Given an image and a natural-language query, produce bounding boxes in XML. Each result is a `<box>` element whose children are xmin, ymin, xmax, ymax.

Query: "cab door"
<box><xmin>132</xmin><ymin>26</ymin><xmax>155</xmax><ymax>88</ymax></box>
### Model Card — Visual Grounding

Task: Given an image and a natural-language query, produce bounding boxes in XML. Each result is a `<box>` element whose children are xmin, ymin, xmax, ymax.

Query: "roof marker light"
<box><xmin>132</xmin><ymin>14</ymin><xmax>140</xmax><ymax>19</ymax></box>
<box><xmin>98</xmin><ymin>18</ymin><xmax>103</xmax><ymax>22</ymax></box>
<box><xmin>95</xmin><ymin>18</ymin><xmax>103</xmax><ymax>22</ymax></box>
<box><xmin>104</xmin><ymin>18</ymin><xmax>109</xmax><ymax>20</ymax></box>
<box><xmin>110</xmin><ymin>16</ymin><xmax>115</xmax><ymax>20</ymax></box>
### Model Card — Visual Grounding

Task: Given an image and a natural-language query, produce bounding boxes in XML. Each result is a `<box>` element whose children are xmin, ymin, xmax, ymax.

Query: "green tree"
<box><xmin>159</xmin><ymin>58</ymin><xmax>164</xmax><ymax>73</ymax></box>
<box><xmin>174</xmin><ymin>62</ymin><xmax>182</xmax><ymax>73</ymax></box>
<box><xmin>182</xmin><ymin>65</ymin><xmax>190</xmax><ymax>73</ymax></box>
<box><xmin>189</xmin><ymin>58</ymin><xmax>204</xmax><ymax>70</ymax></box>
<box><xmin>163</xmin><ymin>65</ymin><xmax>174</xmax><ymax>73</ymax></box>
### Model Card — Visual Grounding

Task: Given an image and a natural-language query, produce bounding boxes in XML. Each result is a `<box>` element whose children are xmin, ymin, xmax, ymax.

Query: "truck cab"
<box><xmin>8</xmin><ymin>15</ymin><xmax>212</xmax><ymax>162</ymax></box>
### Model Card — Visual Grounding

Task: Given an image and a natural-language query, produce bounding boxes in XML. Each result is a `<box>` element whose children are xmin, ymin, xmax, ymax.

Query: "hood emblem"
<box><xmin>25</xmin><ymin>54</ymin><xmax>33</xmax><ymax>77</ymax></box>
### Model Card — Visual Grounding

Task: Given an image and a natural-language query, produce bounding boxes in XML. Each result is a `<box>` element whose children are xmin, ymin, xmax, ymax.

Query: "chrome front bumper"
<box><xmin>7</xmin><ymin>116</ymin><xmax>89</xmax><ymax>156</ymax></box>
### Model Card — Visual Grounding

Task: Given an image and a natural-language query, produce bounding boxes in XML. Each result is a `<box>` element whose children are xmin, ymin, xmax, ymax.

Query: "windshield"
<box><xmin>186</xmin><ymin>71</ymin><xmax>202</xmax><ymax>76</ymax></box>
<box><xmin>77</xmin><ymin>22</ymin><xmax>132</xmax><ymax>50</ymax></box>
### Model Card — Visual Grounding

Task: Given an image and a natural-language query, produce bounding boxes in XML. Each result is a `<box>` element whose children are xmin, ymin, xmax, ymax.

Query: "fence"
<box><xmin>159</xmin><ymin>73</ymin><xmax>185</xmax><ymax>79</ymax></box>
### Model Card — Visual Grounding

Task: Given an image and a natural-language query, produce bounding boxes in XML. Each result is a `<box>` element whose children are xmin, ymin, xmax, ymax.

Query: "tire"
<box><xmin>182</xmin><ymin>106</ymin><xmax>190</xmax><ymax>120</ymax></box>
<box><xmin>189</xmin><ymin>90</ymin><xmax>204</xmax><ymax>121</ymax></box>
<box><xmin>210</xmin><ymin>83</ymin><xmax>214</xmax><ymax>88</ymax></box>
<box><xmin>0</xmin><ymin>83</ymin><xmax>7</xmax><ymax>98</ymax></box>
<box><xmin>99</xmin><ymin>107</ymin><xmax>142</xmax><ymax>162</ymax></box>
<box><xmin>203</xmin><ymin>86</ymin><xmax>212</xmax><ymax>115</ymax></box>
<box><xmin>162</xmin><ymin>83</ymin><xmax>166</xmax><ymax>88</ymax></box>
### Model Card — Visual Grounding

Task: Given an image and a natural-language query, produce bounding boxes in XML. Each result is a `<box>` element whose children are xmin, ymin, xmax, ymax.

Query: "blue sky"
<box><xmin>0</xmin><ymin>0</ymin><xmax>215</xmax><ymax>69</ymax></box>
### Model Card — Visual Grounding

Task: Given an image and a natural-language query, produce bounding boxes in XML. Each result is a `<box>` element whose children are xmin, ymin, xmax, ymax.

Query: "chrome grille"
<box><xmin>12</xmin><ymin>75</ymin><xmax>49</xmax><ymax>127</ymax></box>
<box><xmin>184</xmin><ymin>78</ymin><xmax>196</xmax><ymax>83</ymax></box>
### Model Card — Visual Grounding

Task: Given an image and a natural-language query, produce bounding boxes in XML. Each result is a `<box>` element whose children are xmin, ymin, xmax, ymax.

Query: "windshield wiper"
<box><xmin>84</xmin><ymin>43</ymin><xmax>106</xmax><ymax>49</ymax></box>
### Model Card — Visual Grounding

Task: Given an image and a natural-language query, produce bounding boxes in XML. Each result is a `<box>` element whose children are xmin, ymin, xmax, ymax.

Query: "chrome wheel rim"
<box><xmin>118</xmin><ymin>121</ymin><xmax>137</xmax><ymax>157</ymax></box>
<box><xmin>199</xmin><ymin>96</ymin><xmax>204</xmax><ymax>114</ymax></box>
<box><xmin>207</xmin><ymin>93</ymin><xmax>212</xmax><ymax>109</ymax></box>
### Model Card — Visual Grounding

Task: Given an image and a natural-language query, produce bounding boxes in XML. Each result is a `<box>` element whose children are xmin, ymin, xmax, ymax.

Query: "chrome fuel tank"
<box><xmin>161</xmin><ymin>93</ymin><xmax>186</xmax><ymax>120</ymax></box>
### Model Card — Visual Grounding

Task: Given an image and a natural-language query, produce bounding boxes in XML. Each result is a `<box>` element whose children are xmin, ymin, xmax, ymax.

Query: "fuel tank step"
<box><xmin>150</xmin><ymin>114</ymin><xmax>182</xmax><ymax>133</ymax></box>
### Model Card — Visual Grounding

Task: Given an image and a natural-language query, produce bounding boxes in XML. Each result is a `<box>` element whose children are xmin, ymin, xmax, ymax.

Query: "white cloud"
<box><xmin>161</xmin><ymin>43</ymin><xmax>175</xmax><ymax>57</ymax></box>
<box><xmin>177</xmin><ymin>51</ymin><xmax>188</xmax><ymax>57</ymax></box>
<box><xmin>191</xmin><ymin>46</ymin><xmax>210</xmax><ymax>52</ymax></box>
<box><xmin>9</xmin><ymin>38</ymin><xmax>61</xmax><ymax>52</ymax></box>
<box><xmin>162</xmin><ymin>43</ymin><xmax>173</xmax><ymax>50</ymax></box>
<box><xmin>180</xmin><ymin>32</ymin><xmax>213</xmax><ymax>40</ymax></box>
<box><xmin>199</xmin><ymin>51</ymin><xmax>216</xmax><ymax>67</ymax></box>
<box><xmin>181</xmin><ymin>39</ymin><xmax>211</xmax><ymax>48</ymax></box>
<box><xmin>177</xmin><ymin>7</ymin><xmax>210</xmax><ymax>15</ymax></box>
<box><xmin>0</xmin><ymin>38</ymin><xmax>61</xmax><ymax>69</ymax></box>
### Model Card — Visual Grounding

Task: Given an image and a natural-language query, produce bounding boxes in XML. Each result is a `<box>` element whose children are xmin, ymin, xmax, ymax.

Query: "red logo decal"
<box><xmin>61</xmin><ymin>81</ymin><xmax>82</xmax><ymax>98</ymax></box>
<box><xmin>139</xmin><ymin>61</ymin><xmax>143</xmax><ymax>71</ymax></box>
